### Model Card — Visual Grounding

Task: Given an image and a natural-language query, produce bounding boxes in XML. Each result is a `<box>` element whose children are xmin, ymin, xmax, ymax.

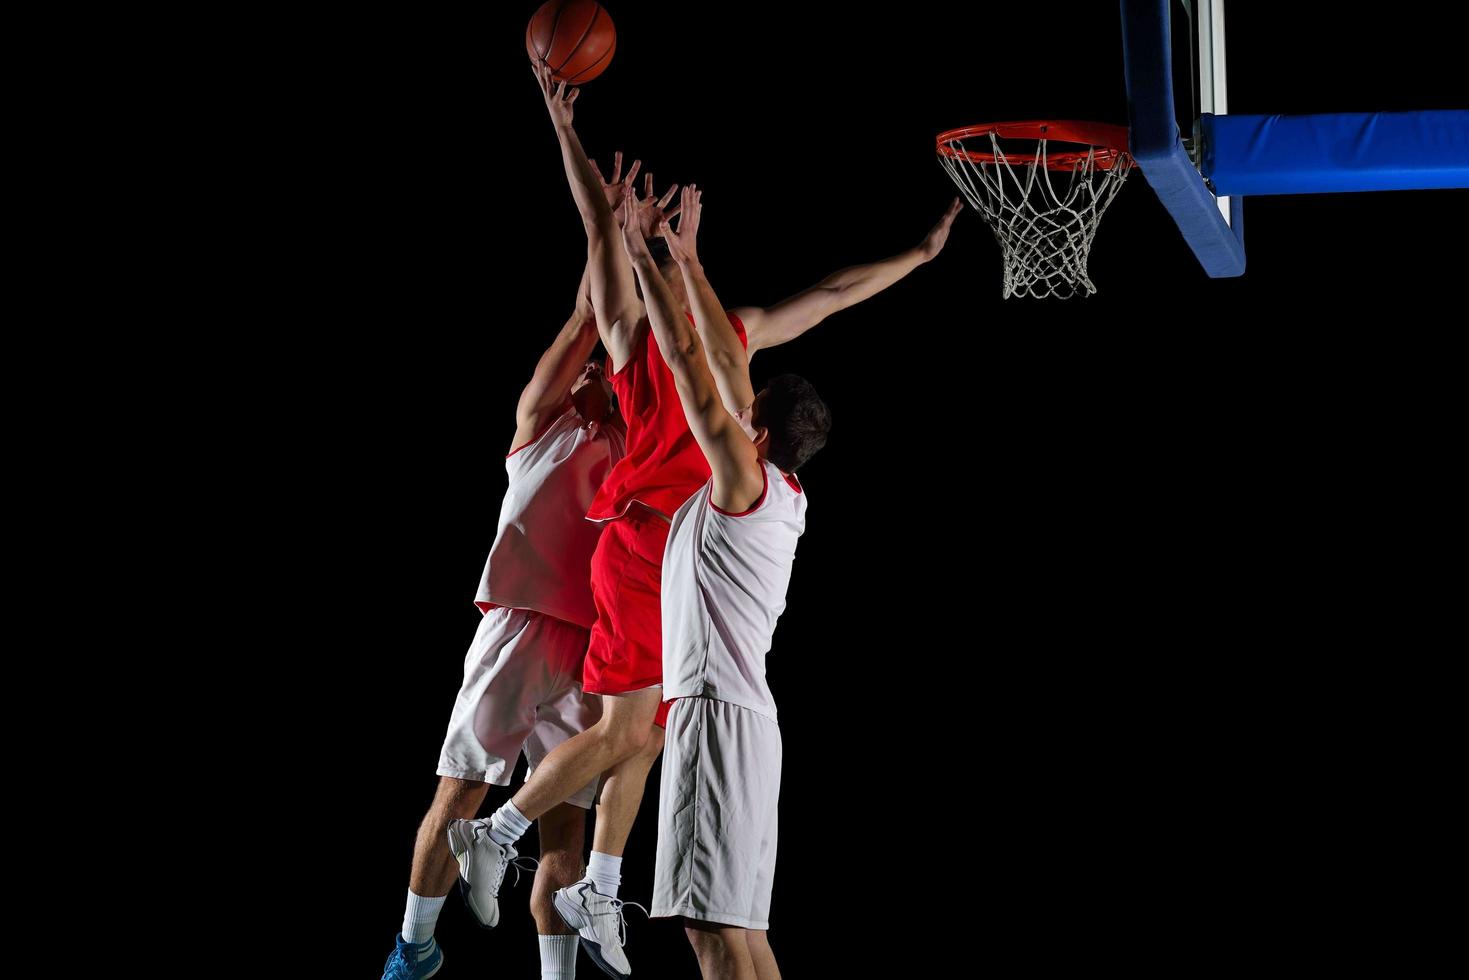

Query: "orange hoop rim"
<box><xmin>936</xmin><ymin>120</ymin><xmax>1133</xmax><ymax>171</ymax></box>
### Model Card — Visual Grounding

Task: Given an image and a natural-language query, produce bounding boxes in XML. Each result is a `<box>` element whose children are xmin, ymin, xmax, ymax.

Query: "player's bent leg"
<box><xmin>544</xmin><ymin>690</ymin><xmax>662</xmax><ymax>979</ymax></box>
<box><xmin>531</xmin><ymin>802</ymin><xmax>587</xmax><ymax>934</ymax></box>
<box><xmin>592</xmin><ymin>722</ymin><xmax>664</xmax><ymax>857</ymax></box>
<box><xmin>532</xmin><ymin>802</ymin><xmax>587</xmax><ymax>980</ymax></box>
<box><xmin>450</xmin><ymin>689</ymin><xmax>660</xmax><ymax>940</ymax></box>
<box><xmin>382</xmin><ymin>776</ymin><xmax>487</xmax><ymax>980</ymax></box>
<box><xmin>413</xmin><ymin>776</ymin><xmax>490</xmax><ymax>897</ymax></box>
<box><xmin>510</xmin><ymin>687</ymin><xmax>661</xmax><ymax>820</ymax></box>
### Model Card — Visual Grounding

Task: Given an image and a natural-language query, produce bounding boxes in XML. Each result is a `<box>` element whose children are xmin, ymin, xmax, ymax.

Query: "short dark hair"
<box><xmin>761</xmin><ymin>374</ymin><xmax>830</xmax><ymax>472</ymax></box>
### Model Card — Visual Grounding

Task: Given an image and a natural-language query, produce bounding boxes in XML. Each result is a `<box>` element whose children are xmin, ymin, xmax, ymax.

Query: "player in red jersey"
<box><xmin>449</xmin><ymin>63</ymin><xmax>960</xmax><ymax>979</ymax></box>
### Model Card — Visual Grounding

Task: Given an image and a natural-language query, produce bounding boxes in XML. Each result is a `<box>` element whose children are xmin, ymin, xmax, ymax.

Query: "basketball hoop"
<box><xmin>936</xmin><ymin>121</ymin><xmax>1133</xmax><ymax>299</ymax></box>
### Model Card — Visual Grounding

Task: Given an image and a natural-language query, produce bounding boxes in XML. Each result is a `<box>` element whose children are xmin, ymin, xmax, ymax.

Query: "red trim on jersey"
<box><xmin>506</xmin><ymin>405</ymin><xmax>570</xmax><ymax>458</ymax></box>
<box><xmin>710</xmin><ymin>466</ymin><xmax>769</xmax><ymax>517</ymax></box>
<box><xmin>783</xmin><ymin>471</ymin><xmax>803</xmax><ymax>494</ymax></box>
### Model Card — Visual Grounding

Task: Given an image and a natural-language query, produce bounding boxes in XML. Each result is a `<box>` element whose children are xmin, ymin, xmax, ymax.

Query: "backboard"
<box><xmin>1121</xmin><ymin>0</ymin><xmax>1247</xmax><ymax>277</ymax></box>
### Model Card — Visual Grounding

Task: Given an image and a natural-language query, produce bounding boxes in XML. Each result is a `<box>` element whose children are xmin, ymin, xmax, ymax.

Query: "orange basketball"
<box><xmin>526</xmin><ymin>0</ymin><xmax>617</xmax><ymax>85</ymax></box>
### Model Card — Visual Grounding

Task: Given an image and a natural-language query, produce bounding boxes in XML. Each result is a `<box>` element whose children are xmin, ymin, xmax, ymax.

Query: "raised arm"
<box><xmin>531</xmin><ymin>61</ymin><xmax>642</xmax><ymax>370</ymax></box>
<box><xmin>731</xmin><ymin>197</ymin><xmax>963</xmax><ymax>358</ymax></box>
<box><xmin>614</xmin><ymin>191</ymin><xmax>765</xmax><ymax>513</ymax></box>
<box><xmin>509</xmin><ymin>261</ymin><xmax>601</xmax><ymax>453</ymax></box>
<box><xmin>658</xmin><ymin>186</ymin><xmax>757</xmax><ymax>427</ymax></box>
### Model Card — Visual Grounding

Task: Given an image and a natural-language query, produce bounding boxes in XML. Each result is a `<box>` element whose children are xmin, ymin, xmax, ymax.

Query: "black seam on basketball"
<box><xmin>541</xmin><ymin>2</ymin><xmax>566</xmax><ymax>62</ymax></box>
<box><xmin>566</xmin><ymin>37</ymin><xmax>614</xmax><ymax>84</ymax></box>
<box><xmin>553</xmin><ymin>4</ymin><xmax>599</xmax><ymax>74</ymax></box>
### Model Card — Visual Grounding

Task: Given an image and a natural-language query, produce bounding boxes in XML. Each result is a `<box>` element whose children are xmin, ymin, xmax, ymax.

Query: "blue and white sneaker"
<box><xmin>446</xmin><ymin>817</ymin><xmax>539</xmax><ymax>928</ymax></box>
<box><xmin>381</xmin><ymin>934</ymin><xmax>443</xmax><ymax>980</ymax></box>
<box><xmin>553</xmin><ymin>880</ymin><xmax>647</xmax><ymax>979</ymax></box>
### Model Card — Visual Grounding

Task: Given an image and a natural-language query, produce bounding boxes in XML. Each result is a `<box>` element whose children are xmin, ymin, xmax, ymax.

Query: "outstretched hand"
<box><xmin>634</xmin><ymin>173</ymin><xmax>682</xmax><ymax>239</ymax></box>
<box><xmin>659</xmin><ymin>184</ymin><xmax>703</xmax><ymax>267</ymax></box>
<box><xmin>614</xmin><ymin>192</ymin><xmax>652</xmax><ymax>263</ymax></box>
<box><xmin>918</xmin><ymin>197</ymin><xmax>963</xmax><ymax>261</ymax></box>
<box><xmin>532</xmin><ymin>60</ymin><xmax>579</xmax><ymax>128</ymax></box>
<box><xmin>592</xmin><ymin>151</ymin><xmax>641</xmax><ymax>209</ymax></box>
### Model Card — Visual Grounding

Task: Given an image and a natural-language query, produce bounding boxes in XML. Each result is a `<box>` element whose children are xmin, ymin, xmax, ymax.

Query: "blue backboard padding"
<box><xmin>1120</xmin><ymin>0</ymin><xmax>1246</xmax><ymax>277</ymax></box>
<box><xmin>1203</xmin><ymin>111</ymin><xmax>1469</xmax><ymax>195</ymax></box>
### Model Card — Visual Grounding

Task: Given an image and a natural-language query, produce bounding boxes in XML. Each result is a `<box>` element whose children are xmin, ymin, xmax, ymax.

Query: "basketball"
<box><xmin>526</xmin><ymin>0</ymin><xmax>617</xmax><ymax>85</ymax></box>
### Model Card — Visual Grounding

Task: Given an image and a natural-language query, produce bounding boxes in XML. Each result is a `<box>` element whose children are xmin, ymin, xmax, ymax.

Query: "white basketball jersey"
<box><xmin>475</xmin><ymin>407</ymin><xmax>626</xmax><ymax>629</ymax></box>
<box><xmin>661</xmin><ymin>459</ymin><xmax>807</xmax><ymax>722</ymax></box>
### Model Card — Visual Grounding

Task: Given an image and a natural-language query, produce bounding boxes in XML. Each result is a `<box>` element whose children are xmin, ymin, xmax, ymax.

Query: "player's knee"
<box><xmin>684</xmin><ymin>920</ymin><xmax>738</xmax><ymax>954</ymax></box>
<box><xmin>594</xmin><ymin>714</ymin><xmax>652</xmax><ymax>760</ymax></box>
<box><xmin>431</xmin><ymin>775</ymin><xmax>485</xmax><ymax>815</ymax></box>
<box><xmin>530</xmin><ymin>891</ymin><xmax>563</xmax><ymax>932</ymax></box>
<box><xmin>639</xmin><ymin>726</ymin><xmax>665</xmax><ymax>760</ymax></box>
<box><xmin>435</xmin><ymin>774</ymin><xmax>483</xmax><ymax>800</ymax></box>
<box><xmin>611</xmin><ymin>721</ymin><xmax>655</xmax><ymax>760</ymax></box>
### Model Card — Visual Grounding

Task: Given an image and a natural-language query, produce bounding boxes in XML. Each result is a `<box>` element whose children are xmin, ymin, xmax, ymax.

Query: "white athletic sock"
<box><xmin>489</xmin><ymin>800</ymin><xmax>531</xmax><ymax>847</ymax></box>
<box><xmin>539</xmin><ymin>933</ymin><xmax>579</xmax><ymax>979</ymax></box>
<box><xmin>402</xmin><ymin>890</ymin><xmax>447</xmax><ymax>944</ymax></box>
<box><xmin>585</xmin><ymin>851</ymin><xmax>622</xmax><ymax>899</ymax></box>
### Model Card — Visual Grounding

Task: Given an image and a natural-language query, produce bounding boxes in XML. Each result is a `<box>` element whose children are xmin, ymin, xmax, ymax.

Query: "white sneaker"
<box><xmin>552</xmin><ymin>880</ymin><xmax>647</xmax><ymax>979</ymax></box>
<box><xmin>445</xmin><ymin>818</ymin><xmax>537</xmax><ymax>928</ymax></box>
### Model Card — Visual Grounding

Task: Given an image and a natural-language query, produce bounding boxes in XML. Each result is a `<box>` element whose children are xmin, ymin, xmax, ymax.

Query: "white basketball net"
<box><xmin>938</xmin><ymin>132</ymin><xmax>1131</xmax><ymax>299</ymax></box>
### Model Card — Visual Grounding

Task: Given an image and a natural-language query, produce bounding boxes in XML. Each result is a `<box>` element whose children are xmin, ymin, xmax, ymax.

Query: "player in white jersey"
<box><xmin>380</xmin><ymin>262</ymin><xmax>638</xmax><ymax>980</ymax></box>
<box><xmin>615</xmin><ymin>185</ymin><xmax>828</xmax><ymax>980</ymax></box>
<box><xmin>450</xmin><ymin>69</ymin><xmax>959</xmax><ymax>980</ymax></box>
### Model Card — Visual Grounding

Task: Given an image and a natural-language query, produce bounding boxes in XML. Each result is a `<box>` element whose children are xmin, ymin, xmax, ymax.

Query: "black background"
<box><xmin>241</xmin><ymin>2</ymin><xmax>1466</xmax><ymax>975</ymax></box>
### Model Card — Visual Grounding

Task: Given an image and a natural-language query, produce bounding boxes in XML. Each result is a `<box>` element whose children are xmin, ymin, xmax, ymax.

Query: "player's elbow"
<box><xmin>814</xmin><ymin>284</ymin><xmax>846</xmax><ymax>317</ymax></box>
<box><xmin>663</xmin><ymin>334</ymin><xmax>702</xmax><ymax>367</ymax></box>
<box><xmin>708</xmin><ymin>348</ymin><xmax>745</xmax><ymax>374</ymax></box>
